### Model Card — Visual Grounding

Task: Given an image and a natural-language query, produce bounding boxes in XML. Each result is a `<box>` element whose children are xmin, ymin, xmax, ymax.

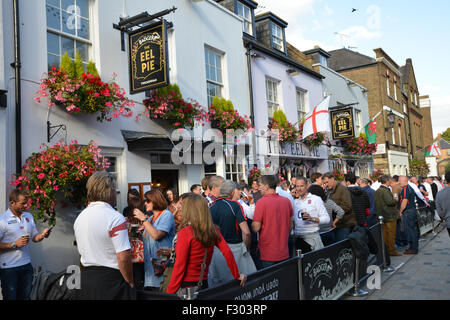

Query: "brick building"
<box><xmin>328</xmin><ymin>48</ymin><xmax>410</xmax><ymax>175</ymax></box>
<box><xmin>419</xmin><ymin>95</ymin><xmax>434</xmax><ymax>147</ymax></box>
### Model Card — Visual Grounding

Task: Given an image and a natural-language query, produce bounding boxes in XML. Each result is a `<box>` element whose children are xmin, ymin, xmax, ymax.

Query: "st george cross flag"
<box><xmin>302</xmin><ymin>96</ymin><xmax>331</xmax><ymax>139</ymax></box>
<box><xmin>426</xmin><ymin>142</ymin><xmax>441</xmax><ymax>157</ymax></box>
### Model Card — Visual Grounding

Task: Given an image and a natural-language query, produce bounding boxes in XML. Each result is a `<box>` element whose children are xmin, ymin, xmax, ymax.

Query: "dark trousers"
<box><xmin>334</xmin><ymin>227</ymin><xmax>352</xmax><ymax>242</ymax></box>
<box><xmin>320</xmin><ymin>230</ymin><xmax>336</xmax><ymax>247</ymax></box>
<box><xmin>0</xmin><ymin>263</ymin><xmax>34</xmax><ymax>300</ymax></box>
<box><xmin>402</xmin><ymin>209</ymin><xmax>419</xmax><ymax>253</ymax></box>
<box><xmin>395</xmin><ymin>219</ymin><xmax>408</xmax><ymax>247</ymax></box>
<box><xmin>133</xmin><ymin>263</ymin><xmax>145</xmax><ymax>291</ymax></box>
<box><xmin>260</xmin><ymin>259</ymin><xmax>287</xmax><ymax>270</ymax></box>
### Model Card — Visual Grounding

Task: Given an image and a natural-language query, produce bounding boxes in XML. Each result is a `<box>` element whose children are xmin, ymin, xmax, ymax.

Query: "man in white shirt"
<box><xmin>74</xmin><ymin>171</ymin><xmax>135</xmax><ymax>300</ymax></box>
<box><xmin>293</xmin><ymin>177</ymin><xmax>330</xmax><ymax>252</ymax></box>
<box><xmin>409</xmin><ymin>177</ymin><xmax>429</xmax><ymax>206</ymax></box>
<box><xmin>0</xmin><ymin>189</ymin><xmax>51</xmax><ymax>300</ymax></box>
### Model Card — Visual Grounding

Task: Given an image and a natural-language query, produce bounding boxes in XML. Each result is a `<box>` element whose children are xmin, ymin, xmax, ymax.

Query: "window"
<box><xmin>205</xmin><ymin>47</ymin><xmax>223</xmax><ymax>107</ymax></box>
<box><xmin>296</xmin><ymin>89</ymin><xmax>307</xmax><ymax>124</ymax></box>
<box><xmin>236</xmin><ymin>2</ymin><xmax>253</xmax><ymax>35</ymax></box>
<box><xmin>403</xmin><ymin>102</ymin><xmax>407</xmax><ymax>113</ymax></box>
<box><xmin>355</xmin><ymin>110</ymin><xmax>362</xmax><ymax>135</ymax></box>
<box><xmin>398</xmin><ymin>123</ymin><xmax>402</xmax><ymax>146</ymax></box>
<box><xmin>265</xmin><ymin>78</ymin><xmax>279</xmax><ymax>120</ymax></box>
<box><xmin>319</xmin><ymin>54</ymin><xmax>328</xmax><ymax>67</ymax></box>
<box><xmin>386</xmin><ymin>77</ymin><xmax>390</xmax><ymax>97</ymax></box>
<box><xmin>46</xmin><ymin>0</ymin><xmax>91</xmax><ymax>70</ymax></box>
<box><xmin>271</xmin><ymin>23</ymin><xmax>284</xmax><ymax>52</ymax></box>
<box><xmin>225</xmin><ymin>155</ymin><xmax>245</xmax><ymax>182</ymax></box>
<box><xmin>414</xmin><ymin>93</ymin><xmax>418</xmax><ymax>106</ymax></box>
<box><xmin>393</xmin><ymin>82</ymin><xmax>398</xmax><ymax>101</ymax></box>
<box><xmin>392</xmin><ymin>127</ymin><xmax>396</xmax><ymax>145</ymax></box>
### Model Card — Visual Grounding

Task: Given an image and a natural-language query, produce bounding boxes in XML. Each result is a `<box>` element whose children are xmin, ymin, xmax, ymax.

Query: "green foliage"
<box><xmin>211</xmin><ymin>96</ymin><xmax>234</xmax><ymax>113</ymax></box>
<box><xmin>60</xmin><ymin>51</ymin><xmax>75</xmax><ymax>78</ymax></box>
<box><xmin>273</xmin><ymin>109</ymin><xmax>288</xmax><ymax>126</ymax></box>
<box><xmin>445</xmin><ymin>162</ymin><xmax>450</xmax><ymax>172</ymax></box>
<box><xmin>74</xmin><ymin>51</ymin><xmax>84</xmax><ymax>79</ymax></box>
<box><xmin>156</xmin><ymin>83</ymin><xmax>182</xmax><ymax>98</ymax></box>
<box><xmin>86</xmin><ymin>61</ymin><xmax>99</xmax><ymax>77</ymax></box>
<box><xmin>441</xmin><ymin>128</ymin><xmax>450</xmax><ymax>142</ymax></box>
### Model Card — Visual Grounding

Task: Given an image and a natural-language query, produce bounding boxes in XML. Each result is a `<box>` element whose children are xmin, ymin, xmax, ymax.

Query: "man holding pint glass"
<box><xmin>0</xmin><ymin>189</ymin><xmax>52</xmax><ymax>300</ymax></box>
<box><xmin>293</xmin><ymin>177</ymin><xmax>330</xmax><ymax>253</ymax></box>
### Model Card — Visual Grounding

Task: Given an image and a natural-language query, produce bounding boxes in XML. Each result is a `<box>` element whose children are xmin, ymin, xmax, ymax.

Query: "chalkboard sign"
<box><xmin>330</xmin><ymin>107</ymin><xmax>355</xmax><ymax>140</ymax></box>
<box><xmin>301</xmin><ymin>240</ymin><xmax>354</xmax><ymax>300</ymax></box>
<box><xmin>197</xmin><ymin>258</ymin><xmax>299</xmax><ymax>300</ymax></box>
<box><xmin>128</xmin><ymin>20</ymin><xmax>169</xmax><ymax>94</ymax></box>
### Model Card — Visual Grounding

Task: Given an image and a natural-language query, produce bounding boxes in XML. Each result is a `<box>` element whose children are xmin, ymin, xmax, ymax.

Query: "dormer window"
<box><xmin>319</xmin><ymin>54</ymin><xmax>328</xmax><ymax>67</ymax></box>
<box><xmin>236</xmin><ymin>2</ymin><xmax>253</xmax><ymax>35</ymax></box>
<box><xmin>271</xmin><ymin>23</ymin><xmax>284</xmax><ymax>51</ymax></box>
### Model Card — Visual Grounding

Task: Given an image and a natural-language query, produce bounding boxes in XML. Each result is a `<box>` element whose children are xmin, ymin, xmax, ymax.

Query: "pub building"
<box><xmin>237</xmin><ymin>9</ymin><xmax>329</xmax><ymax>180</ymax></box>
<box><xmin>0</xmin><ymin>0</ymin><xmax>253</xmax><ymax>273</ymax></box>
<box><xmin>303</xmin><ymin>47</ymin><xmax>375</xmax><ymax>178</ymax></box>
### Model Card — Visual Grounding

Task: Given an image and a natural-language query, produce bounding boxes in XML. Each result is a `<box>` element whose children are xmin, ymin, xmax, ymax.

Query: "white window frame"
<box><xmin>46</xmin><ymin>0</ymin><xmax>93</xmax><ymax>70</ymax></box>
<box><xmin>398</xmin><ymin>123</ymin><xmax>402</xmax><ymax>146</ymax></box>
<box><xmin>205</xmin><ymin>46</ymin><xmax>224</xmax><ymax>107</ymax></box>
<box><xmin>393</xmin><ymin>81</ymin><xmax>398</xmax><ymax>101</ymax></box>
<box><xmin>271</xmin><ymin>23</ymin><xmax>284</xmax><ymax>52</ymax></box>
<box><xmin>266</xmin><ymin>77</ymin><xmax>280</xmax><ymax>120</ymax></box>
<box><xmin>392</xmin><ymin>127</ymin><xmax>396</xmax><ymax>145</ymax></box>
<box><xmin>355</xmin><ymin>109</ymin><xmax>362</xmax><ymax>136</ymax></box>
<box><xmin>225</xmin><ymin>155</ymin><xmax>245</xmax><ymax>183</ymax></box>
<box><xmin>319</xmin><ymin>54</ymin><xmax>328</xmax><ymax>67</ymax></box>
<box><xmin>296</xmin><ymin>88</ymin><xmax>308</xmax><ymax>124</ymax></box>
<box><xmin>236</xmin><ymin>2</ymin><xmax>253</xmax><ymax>36</ymax></box>
<box><xmin>386</xmin><ymin>77</ymin><xmax>390</xmax><ymax>97</ymax></box>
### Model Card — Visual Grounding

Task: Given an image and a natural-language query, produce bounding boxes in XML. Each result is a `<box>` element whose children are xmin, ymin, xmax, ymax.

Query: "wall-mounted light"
<box><xmin>286</xmin><ymin>69</ymin><xmax>300</xmax><ymax>76</ymax></box>
<box><xmin>251</xmin><ymin>52</ymin><xmax>266</xmax><ymax>60</ymax></box>
<box><xmin>0</xmin><ymin>89</ymin><xmax>7</xmax><ymax>108</ymax></box>
<box><xmin>385</xmin><ymin>109</ymin><xmax>395</xmax><ymax>131</ymax></box>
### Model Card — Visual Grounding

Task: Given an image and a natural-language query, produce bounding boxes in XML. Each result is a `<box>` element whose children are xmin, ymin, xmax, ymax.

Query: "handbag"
<box><xmin>152</xmin><ymin>258</ymin><xmax>170</xmax><ymax>277</ymax></box>
<box><xmin>176</xmin><ymin>248</ymin><xmax>208</xmax><ymax>299</ymax></box>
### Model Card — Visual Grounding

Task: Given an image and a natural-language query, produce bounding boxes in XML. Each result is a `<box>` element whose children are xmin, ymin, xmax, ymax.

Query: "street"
<box><xmin>344</xmin><ymin>224</ymin><xmax>450</xmax><ymax>300</ymax></box>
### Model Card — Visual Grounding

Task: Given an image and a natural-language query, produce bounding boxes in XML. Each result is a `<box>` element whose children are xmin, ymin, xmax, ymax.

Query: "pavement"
<box><xmin>343</xmin><ymin>222</ymin><xmax>450</xmax><ymax>300</ymax></box>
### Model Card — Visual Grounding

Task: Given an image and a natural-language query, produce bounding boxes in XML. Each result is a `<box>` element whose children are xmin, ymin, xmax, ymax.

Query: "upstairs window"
<box><xmin>46</xmin><ymin>0</ymin><xmax>91</xmax><ymax>70</ymax></box>
<box><xmin>236</xmin><ymin>2</ymin><xmax>253</xmax><ymax>35</ymax></box>
<box><xmin>271</xmin><ymin>23</ymin><xmax>284</xmax><ymax>52</ymax></box>
<box><xmin>386</xmin><ymin>77</ymin><xmax>390</xmax><ymax>97</ymax></box>
<box><xmin>205</xmin><ymin>47</ymin><xmax>223</xmax><ymax>107</ymax></box>
<box><xmin>296</xmin><ymin>89</ymin><xmax>307</xmax><ymax>124</ymax></box>
<box><xmin>355</xmin><ymin>109</ymin><xmax>362</xmax><ymax>136</ymax></box>
<box><xmin>319</xmin><ymin>54</ymin><xmax>328</xmax><ymax>67</ymax></box>
<box><xmin>265</xmin><ymin>78</ymin><xmax>279</xmax><ymax>121</ymax></box>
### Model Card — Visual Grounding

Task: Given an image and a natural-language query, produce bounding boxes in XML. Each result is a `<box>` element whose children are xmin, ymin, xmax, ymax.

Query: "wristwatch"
<box><xmin>11</xmin><ymin>243</ymin><xmax>17</xmax><ymax>249</ymax></box>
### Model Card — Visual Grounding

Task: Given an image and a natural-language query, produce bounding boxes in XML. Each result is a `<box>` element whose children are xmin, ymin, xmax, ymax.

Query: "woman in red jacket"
<box><xmin>166</xmin><ymin>194</ymin><xmax>247</xmax><ymax>294</ymax></box>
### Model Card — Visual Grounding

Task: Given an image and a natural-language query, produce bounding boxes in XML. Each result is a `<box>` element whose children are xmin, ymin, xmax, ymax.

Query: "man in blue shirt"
<box><xmin>398</xmin><ymin>176</ymin><xmax>419</xmax><ymax>254</ymax></box>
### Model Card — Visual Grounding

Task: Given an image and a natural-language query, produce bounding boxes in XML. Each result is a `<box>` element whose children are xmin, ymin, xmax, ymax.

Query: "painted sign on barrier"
<box><xmin>197</xmin><ymin>258</ymin><xmax>299</xmax><ymax>300</ymax></box>
<box><xmin>417</xmin><ymin>208</ymin><xmax>434</xmax><ymax>236</ymax></box>
<box><xmin>301</xmin><ymin>240</ymin><xmax>354</xmax><ymax>300</ymax></box>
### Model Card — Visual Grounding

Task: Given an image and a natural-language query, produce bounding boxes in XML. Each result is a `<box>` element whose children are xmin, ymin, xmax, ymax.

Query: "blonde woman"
<box><xmin>166</xmin><ymin>194</ymin><xmax>246</xmax><ymax>294</ymax></box>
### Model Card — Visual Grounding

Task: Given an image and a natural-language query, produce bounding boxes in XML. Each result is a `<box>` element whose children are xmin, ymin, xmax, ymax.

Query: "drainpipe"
<box><xmin>12</xmin><ymin>0</ymin><xmax>22</xmax><ymax>174</ymax></box>
<box><xmin>246</xmin><ymin>43</ymin><xmax>258</xmax><ymax>169</ymax></box>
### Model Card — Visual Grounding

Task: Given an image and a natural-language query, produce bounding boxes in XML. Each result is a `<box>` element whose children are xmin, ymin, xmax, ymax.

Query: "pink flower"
<box><xmin>38</xmin><ymin>173</ymin><xmax>45</xmax><ymax>179</ymax></box>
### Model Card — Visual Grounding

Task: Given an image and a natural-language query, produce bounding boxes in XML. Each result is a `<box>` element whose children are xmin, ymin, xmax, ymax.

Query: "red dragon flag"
<box><xmin>302</xmin><ymin>96</ymin><xmax>331</xmax><ymax>139</ymax></box>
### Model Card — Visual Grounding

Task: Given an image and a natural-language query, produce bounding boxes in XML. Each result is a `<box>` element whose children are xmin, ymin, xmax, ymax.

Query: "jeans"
<box><xmin>334</xmin><ymin>227</ymin><xmax>352</xmax><ymax>242</ymax></box>
<box><xmin>402</xmin><ymin>209</ymin><xmax>419</xmax><ymax>253</ymax></box>
<box><xmin>320</xmin><ymin>230</ymin><xmax>336</xmax><ymax>247</ymax></box>
<box><xmin>395</xmin><ymin>219</ymin><xmax>408</xmax><ymax>247</ymax></box>
<box><xmin>0</xmin><ymin>263</ymin><xmax>34</xmax><ymax>300</ymax></box>
<box><xmin>367</xmin><ymin>214</ymin><xmax>378</xmax><ymax>227</ymax></box>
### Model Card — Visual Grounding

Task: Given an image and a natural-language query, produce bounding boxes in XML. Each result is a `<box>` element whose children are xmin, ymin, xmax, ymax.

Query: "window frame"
<box><xmin>296</xmin><ymin>88</ymin><xmax>308</xmax><ymax>124</ymax></box>
<box><xmin>386</xmin><ymin>77</ymin><xmax>390</xmax><ymax>97</ymax></box>
<box><xmin>236</xmin><ymin>1</ymin><xmax>253</xmax><ymax>36</ymax></box>
<box><xmin>271</xmin><ymin>23</ymin><xmax>284</xmax><ymax>52</ymax></box>
<box><xmin>354</xmin><ymin>109</ymin><xmax>362</xmax><ymax>136</ymax></box>
<box><xmin>46</xmin><ymin>0</ymin><xmax>93</xmax><ymax>70</ymax></box>
<box><xmin>265</xmin><ymin>77</ymin><xmax>280</xmax><ymax>121</ymax></box>
<box><xmin>205</xmin><ymin>46</ymin><xmax>224</xmax><ymax>107</ymax></box>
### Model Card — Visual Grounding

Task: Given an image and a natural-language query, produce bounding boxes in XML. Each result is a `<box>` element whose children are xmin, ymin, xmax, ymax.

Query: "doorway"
<box><xmin>151</xmin><ymin>170</ymin><xmax>179</xmax><ymax>195</ymax></box>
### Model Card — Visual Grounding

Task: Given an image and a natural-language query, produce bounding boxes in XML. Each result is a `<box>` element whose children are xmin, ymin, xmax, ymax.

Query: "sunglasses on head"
<box><xmin>144</xmin><ymin>199</ymin><xmax>151</xmax><ymax>203</ymax></box>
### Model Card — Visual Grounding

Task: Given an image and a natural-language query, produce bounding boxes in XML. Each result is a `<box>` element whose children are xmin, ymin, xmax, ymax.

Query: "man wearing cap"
<box><xmin>0</xmin><ymin>189</ymin><xmax>52</xmax><ymax>300</ymax></box>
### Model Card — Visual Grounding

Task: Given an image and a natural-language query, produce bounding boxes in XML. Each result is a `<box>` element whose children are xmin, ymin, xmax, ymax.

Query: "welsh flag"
<box><xmin>425</xmin><ymin>145</ymin><xmax>432</xmax><ymax>157</ymax></box>
<box><xmin>364</xmin><ymin>119</ymin><xmax>377</xmax><ymax>144</ymax></box>
<box><xmin>425</xmin><ymin>142</ymin><xmax>441</xmax><ymax>157</ymax></box>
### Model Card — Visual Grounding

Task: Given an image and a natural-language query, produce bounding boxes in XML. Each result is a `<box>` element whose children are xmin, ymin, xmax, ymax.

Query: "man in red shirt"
<box><xmin>252</xmin><ymin>175</ymin><xmax>294</xmax><ymax>270</ymax></box>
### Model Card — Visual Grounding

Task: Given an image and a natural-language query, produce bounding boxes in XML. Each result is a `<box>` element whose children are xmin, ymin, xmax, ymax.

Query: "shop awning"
<box><xmin>121</xmin><ymin>130</ymin><xmax>251</xmax><ymax>154</ymax></box>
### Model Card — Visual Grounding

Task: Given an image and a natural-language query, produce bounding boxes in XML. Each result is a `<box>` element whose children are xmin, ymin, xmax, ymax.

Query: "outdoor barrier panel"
<box><xmin>197</xmin><ymin>257</ymin><xmax>299</xmax><ymax>300</ymax></box>
<box><xmin>417</xmin><ymin>207</ymin><xmax>435</xmax><ymax>236</ymax></box>
<box><xmin>301</xmin><ymin>239</ymin><xmax>354</xmax><ymax>300</ymax></box>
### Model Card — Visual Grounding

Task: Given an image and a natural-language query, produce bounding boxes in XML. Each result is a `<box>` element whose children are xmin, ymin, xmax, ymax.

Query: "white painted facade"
<box><xmin>1</xmin><ymin>0</ymin><xmax>251</xmax><ymax>272</ymax></box>
<box><xmin>249</xmin><ymin>47</ymin><xmax>328</xmax><ymax>176</ymax></box>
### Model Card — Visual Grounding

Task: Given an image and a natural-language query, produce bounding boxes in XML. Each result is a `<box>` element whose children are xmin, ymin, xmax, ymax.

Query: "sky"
<box><xmin>255</xmin><ymin>0</ymin><xmax>450</xmax><ymax>138</ymax></box>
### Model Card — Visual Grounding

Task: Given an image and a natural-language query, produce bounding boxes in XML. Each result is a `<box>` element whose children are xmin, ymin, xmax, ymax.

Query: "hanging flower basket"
<box><xmin>268</xmin><ymin>110</ymin><xmax>300</xmax><ymax>144</ymax></box>
<box><xmin>248</xmin><ymin>167</ymin><xmax>262</xmax><ymax>185</ymax></box>
<box><xmin>207</xmin><ymin>97</ymin><xmax>253</xmax><ymax>134</ymax></box>
<box><xmin>35</xmin><ymin>67</ymin><xmax>134</xmax><ymax>122</ymax></box>
<box><xmin>409</xmin><ymin>159</ymin><xmax>430</xmax><ymax>177</ymax></box>
<box><xmin>333</xmin><ymin>168</ymin><xmax>346</xmax><ymax>181</ymax></box>
<box><xmin>298</xmin><ymin>120</ymin><xmax>328</xmax><ymax>147</ymax></box>
<box><xmin>343</xmin><ymin>133</ymin><xmax>377</xmax><ymax>155</ymax></box>
<box><xmin>10</xmin><ymin>140</ymin><xmax>110</xmax><ymax>226</ymax></box>
<box><xmin>369</xmin><ymin>169</ymin><xmax>385</xmax><ymax>182</ymax></box>
<box><xmin>140</xmin><ymin>84</ymin><xmax>207</xmax><ymax>130</ymax></box>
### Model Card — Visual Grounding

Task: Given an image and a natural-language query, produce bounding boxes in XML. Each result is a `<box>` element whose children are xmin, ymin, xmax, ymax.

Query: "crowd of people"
<box><xmin>0</xmin><ymin>169</ymin><xmax>449</xmax><ymax>300</ymax></box>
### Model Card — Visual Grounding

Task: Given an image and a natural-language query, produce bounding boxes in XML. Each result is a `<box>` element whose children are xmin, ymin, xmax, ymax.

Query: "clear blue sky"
<box><xmin>256</xmin><ymin>0</ymin><xmax>450</xmax><ymax>137</ymax></box>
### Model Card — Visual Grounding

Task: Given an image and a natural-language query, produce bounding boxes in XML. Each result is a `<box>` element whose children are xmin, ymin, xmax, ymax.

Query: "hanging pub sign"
<box><xmin>128</xmin><ymin>20</ymin><xmax>169</xmax><ymax>94</ymax></box>
<box><xmin>330</xmin><ymin>107</ymin><xmax>355</xmax><ymax>140</ymax></box>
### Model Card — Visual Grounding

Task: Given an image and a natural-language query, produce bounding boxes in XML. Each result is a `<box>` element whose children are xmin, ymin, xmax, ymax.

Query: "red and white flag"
<box><xmin>302</xmin><ymin>96</ymin><xmax>331</xmax><ymax>139</ymax></box>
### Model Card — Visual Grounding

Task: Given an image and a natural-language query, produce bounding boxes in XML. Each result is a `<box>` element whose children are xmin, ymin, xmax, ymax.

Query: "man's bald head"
<box><xmin>399</xmin><ymin>176</ymin><xmax>409</xmax><ymax>187</ymax></box>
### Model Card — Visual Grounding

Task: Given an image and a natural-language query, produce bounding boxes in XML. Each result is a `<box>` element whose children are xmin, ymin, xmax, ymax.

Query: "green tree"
<box><xmin>86</xmin><ymin>61</ymin><xmax>99</xmax><ymax>77</ymax></box>
<box><xmin>273</xmin><ymin>109</ymin><xmax>288</xmax><ymax>125</ymax></box>
<box><xmin>441</xmin><ymin>127</ymin><xmax>450</xmax><ymax>142</ymax></box>
<box><xmin>60</xmin><ymin>51</ymin><xmax>75</xmax><ymax>78</ymax></box>
<box><xmin>73</xmin><ymin>50</ymin><xmax>85</xmax><ymax>78</ymax></box>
